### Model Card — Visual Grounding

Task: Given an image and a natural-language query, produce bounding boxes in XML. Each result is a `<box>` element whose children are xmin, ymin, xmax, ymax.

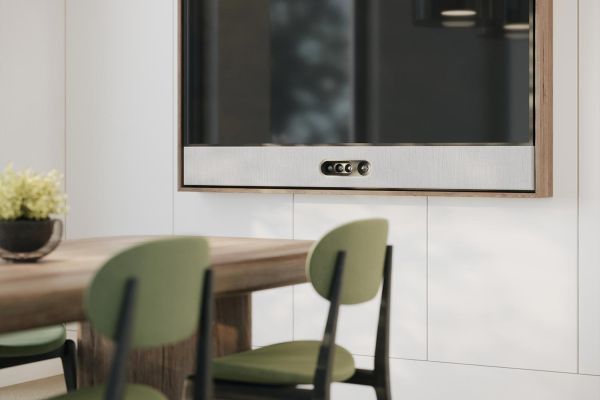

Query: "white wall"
<box><xmin>2</xmin><ymin>0</ymin><xmax>600</xmax><ymax>397</ymax></box>
<box><xmin>0</xmin><ymin>0</ymin><xmax>65</xmax><ymax>173</ymax></box>
<box><xmin>579</xmin><ymin>0</ymin><xmax>600</xmax><ymax>376</ymax></box>
<box><xmin>0</xmin><ymin>0</ymin><xmax>71</xmax><ymax>388</ymax></box>
<box><xmin>65</xmin><ymin>0</ymin><xmax>174</xmax><ymax>239</ymax></box>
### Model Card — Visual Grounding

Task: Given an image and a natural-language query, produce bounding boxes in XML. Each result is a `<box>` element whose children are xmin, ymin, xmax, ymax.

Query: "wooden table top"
<box><xmin>0</xmin><ymin>236</ymin><xmax>313</xmax><ymax>334</ymax></box>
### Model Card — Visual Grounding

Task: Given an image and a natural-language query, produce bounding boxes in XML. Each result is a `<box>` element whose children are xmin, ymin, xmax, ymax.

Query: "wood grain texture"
<box><xmin>0</xmin><ymin>236</ymin><xmax>312</xmax><ymax>334</ymax></box>
<box><xmin>179</xmin><ymin>186</ymin><xmax>544</xmax><ymax>198</ymax></box>
<box><xmin>0</xmin><ymin>236</ymin><xmax>310</xmax><ymax>399</ymax></box>
<box><xmin>534</xmin><ymin>0</ymin><xmax>553</xmax><ymax>198</ymax></box>
<box><xmin>178</xmin><ymin>1</ymin><xmax>553</xmax><ymax>198</ymax></box>
<box><xmin>78</xmin><ymin>294</ymin><xmax>251</xmax><ymax>400</ymax></box>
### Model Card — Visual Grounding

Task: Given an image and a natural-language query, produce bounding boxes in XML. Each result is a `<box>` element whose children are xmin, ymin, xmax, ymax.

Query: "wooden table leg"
<box><xmin>78</xmin><ymin>293</ymin><xmax>251</xmax><ymax>400</ymax></box>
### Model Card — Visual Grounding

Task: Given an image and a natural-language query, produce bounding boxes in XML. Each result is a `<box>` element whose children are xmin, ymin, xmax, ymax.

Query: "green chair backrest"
<box><xmin>85</xmin><ymin>237</ymin><xmax>210</xmax><ymax>348</ymax></box>
<box><xmin>306</xmin><ymin>219</ymin><xmax>389</xmax><ymax>305</ymax></box>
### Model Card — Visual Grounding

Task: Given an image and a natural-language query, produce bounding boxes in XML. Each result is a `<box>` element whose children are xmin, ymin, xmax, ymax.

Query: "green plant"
<box><xmin>0</xmin><ymin>164</ymin><xmax>67</xmax><ymax>221</ymax></box>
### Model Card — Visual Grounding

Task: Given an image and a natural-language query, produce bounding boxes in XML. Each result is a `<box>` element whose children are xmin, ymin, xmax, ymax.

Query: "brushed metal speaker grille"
<box><xmin>183</xmin><ymin>146</ymin><xmax>535</xmax><ymax>191</ymax></box>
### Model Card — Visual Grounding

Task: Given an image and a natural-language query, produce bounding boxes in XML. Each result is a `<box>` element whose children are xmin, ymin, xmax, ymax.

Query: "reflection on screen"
<box><xmin>271</xmin><ymin>0</ymin><xmax>352</xmax><ymax>145</ymax></box>
<box><xmin>184</xmin><ymin>0</ymin><xmax>533</xmax><ymax>145</ymax></box>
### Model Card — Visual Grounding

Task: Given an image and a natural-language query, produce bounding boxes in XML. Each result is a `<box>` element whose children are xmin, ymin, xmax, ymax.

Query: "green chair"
<box><xmin>0</xmin><ymin>325</ymin><xmax>77</xmax><ymax>392</ymax></box>
<box><xmin>47</xmin><ymin>237</ymin><xmax>215</xmax><ymax>400</ymax></box>
<box><xmin>200</xmin><ymin>218</ymin><xmax>392</xmax><ymax>400</ymax></box>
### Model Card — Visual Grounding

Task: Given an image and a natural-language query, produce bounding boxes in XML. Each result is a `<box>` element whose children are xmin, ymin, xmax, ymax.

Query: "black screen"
<box><xmin>183</xmin><ymin>0</ymin><xmax>533</xmax><ymax>145</ymax></box>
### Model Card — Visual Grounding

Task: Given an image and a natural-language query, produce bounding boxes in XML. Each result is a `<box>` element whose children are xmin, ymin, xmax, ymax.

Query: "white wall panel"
<box><xmin>428</xmin><ymin>197</ymin><xmax>578</xmax><ymax>372</ymax></box>
<box><xmin>0</xmin><ymin>0</ymin><xmax>65</xmax><ymax>173</ymax></box>
<box><xmin>428</xmin><ymin>0</ymin><xmax>579</xmax><ymax>373</ymax></box>
<box><xmin>174</xmin><ymin>191</ymin><xmax>294</xmax><ymax>347</ymax></box>
<box><xmin>293</xmin><ymin>195</ymin><xmax>427</xmax><ymax>360</ymax></box>
<box><xmin>333</xmin><ymin>358</ymin><xmax>600</xmax><ymax>400</ymax></box>
<box><xmin>66</xmin><ymin>0</ymin><xmax>173</xmax><ymax>239</ymax></box>
<box><xmin>174</xmin><ymin>192</ymin><xmax>292</xmax><ymax>238</ymax></box>
<box><xmin>251</xmin><ymin>286</ymin><xmax>295</xmax><ymax>347</ymax></box>
<box><xmin>389</xmin><ymin>359</ymin><xmax>600</xmax><ymax>400</ymax></box>
<box><xmin>579</xmin><ymin>0</ymin><xmax>600</xmax><ymax>376</ymax></box>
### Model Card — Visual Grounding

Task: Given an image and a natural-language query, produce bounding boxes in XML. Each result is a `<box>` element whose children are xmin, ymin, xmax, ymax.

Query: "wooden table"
<box><xmin>0</xmin><ymin>236</ymin><xmax>313</xmax><ymax>399</ymax></box>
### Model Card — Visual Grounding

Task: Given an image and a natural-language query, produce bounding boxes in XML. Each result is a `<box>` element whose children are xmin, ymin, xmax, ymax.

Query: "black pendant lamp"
<box><xmin>484</xmin><ymin>0</ymin><xmax>530</xmax><ymax>39</ymax></box>
<box><xmin>501</xmin><ymin>0</ymin><xmax>530</xmax><ymax>36</ymax></box>
<box><xmin>414</xmin><ymin>0</ymin><xmax>490</xmax><ymax>29</ymax></box>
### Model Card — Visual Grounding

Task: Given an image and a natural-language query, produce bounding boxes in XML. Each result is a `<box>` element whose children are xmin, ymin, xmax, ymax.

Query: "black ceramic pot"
<box><xmin>0</xmin><ymin>219</ymin><xmax>56</xmax><ymax>253</ymax></box>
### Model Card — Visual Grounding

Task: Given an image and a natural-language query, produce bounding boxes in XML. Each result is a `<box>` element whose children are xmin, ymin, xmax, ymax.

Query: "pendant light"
<box><xmin>414</xmin><ymin>0</ymin><xmax>490</xmax><ymax>29</ymax></box>
<box><xmin>484</xmin><ymin>0</ymin><xmax>530</xmax><ymax>39</ymax></box>
<box><xmin>502</xmin><ymin>0</ymin><xmax>530</xmax><ymax>31</ymax></box>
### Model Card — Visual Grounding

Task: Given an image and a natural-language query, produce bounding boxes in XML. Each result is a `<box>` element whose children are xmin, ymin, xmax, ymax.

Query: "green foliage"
<box><xmin>0</xmin><ymin>164</ymin><xmax>67</xmax><ymax>220</ymax></box>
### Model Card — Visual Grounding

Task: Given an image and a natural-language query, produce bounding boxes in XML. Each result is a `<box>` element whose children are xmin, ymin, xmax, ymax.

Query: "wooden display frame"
<box><xmin>178</xmin><ymin>0</ymin><xmax>552</xmax><ymax>198</ymax></box>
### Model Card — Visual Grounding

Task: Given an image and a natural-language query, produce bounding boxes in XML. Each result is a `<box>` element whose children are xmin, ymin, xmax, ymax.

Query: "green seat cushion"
<box><xmin>48</xmin><ymin>384</ymin><xmax>167</xmax><ymax>400</ymax></box>
<box><xmin>213</xmin><ymin>341</ymin><xmax>355</xmax><ymax>385</ymax></box>
<box><xmin>0</xmin><ymin>325</ymin><xmax>66</xmax><ymax>358</ymax></box>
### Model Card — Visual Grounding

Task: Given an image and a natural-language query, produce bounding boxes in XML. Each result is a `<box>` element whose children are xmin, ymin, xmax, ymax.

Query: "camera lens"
<box><xmin>321</xmin><ymin>162</ymin><xmax>334</xmax><ymax>175</ymax></box>
<box><xmin>358</xmin><ymin>161</ymin><xmax>370</xmax><ymax>175</ymax></box>
<box><xmin>335</xmin><ymin>163</ymin><xmax>344</xmax><ymax>173</ymax></box>
<box><xmin>345</xmin><ymin>164</ymin><xmax>353</xmax><ymax>173</ymax></box>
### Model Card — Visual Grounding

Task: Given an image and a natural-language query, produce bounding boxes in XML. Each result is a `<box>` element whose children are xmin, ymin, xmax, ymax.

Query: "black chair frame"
<box><xmin>211</xmin><ymin>245</ymin><xmax>394</xmax><ymax>400</ymax></box>
<box><xmin>104</xmin><ymin>268</ymin><xmax>215</xmax><ymax>400</ymax></box>
<box><xmin>0</xmin><ymin>335</ymin><xmax>77</xmax><ymax>392</ymax></box>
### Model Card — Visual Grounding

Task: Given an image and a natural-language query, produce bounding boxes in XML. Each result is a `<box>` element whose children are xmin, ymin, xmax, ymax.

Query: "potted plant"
<box><xmin>0</xmin><ymin>164</ymin><xmax>67</xmax><ymax>260</ymax></box>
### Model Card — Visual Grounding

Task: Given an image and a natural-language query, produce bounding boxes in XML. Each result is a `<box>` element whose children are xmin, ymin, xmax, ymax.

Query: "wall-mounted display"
<box><xmin>180</xmin><ymin>0</ymin><xmax>552</xmax><ymax>196</ymax></box>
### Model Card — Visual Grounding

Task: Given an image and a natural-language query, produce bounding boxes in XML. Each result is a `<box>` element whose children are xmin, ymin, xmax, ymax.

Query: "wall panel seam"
<box><xmin>64</xmin><ymin>0</ymin><xmax>68</xmax><ymax>239</ymax></box>
<box><xmin>389</xmin><ymin>357</ymin><xmax>593</xmax><ymax>377</ymax></box>
<box><xmin>576</xmin><ymin>0</ymin><xmax>581</xmax><ymax>375</ymax></box>
<box><xmin>426</xmin><ymin>196</ymin><xmax>429</xmax><ymax>361</ymax></box>
<box><xmin>172</xmin><ymin>0</ymin><xmax>176</xmax><ymax>235</ymax></box>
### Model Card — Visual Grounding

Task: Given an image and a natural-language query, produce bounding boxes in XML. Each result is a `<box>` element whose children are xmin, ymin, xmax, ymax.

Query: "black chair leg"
<box><xmin>374</xmin><ymin>355</ymin><xmax>391</xmax><ymax>400</ymax></box>
<box><xmin>60</xmin><ymin>340</ymin><xmax>77</xmax><ymax>392</ymax></box>
<box><xmin>374</xmin><ymin>381</ymin><xmax>391</xmax><ymax>400</ymax></box>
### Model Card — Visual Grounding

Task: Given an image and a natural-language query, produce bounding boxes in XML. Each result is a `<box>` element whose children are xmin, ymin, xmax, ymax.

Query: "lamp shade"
<box><xmin>414</xmin><ymin>0</ymin><xmax>491</xmax><ymax>28</ymax></box>
<box><xmin>485</xmin><ymin>0</ymin><xmax>531</xmax><ymax>39</ymax></box>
